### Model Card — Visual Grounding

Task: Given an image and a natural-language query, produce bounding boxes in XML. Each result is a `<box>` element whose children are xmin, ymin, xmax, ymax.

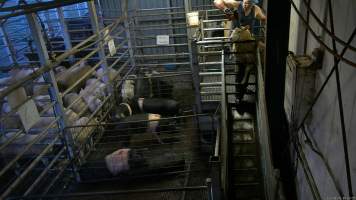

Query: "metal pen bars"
<box><xmin>0</xmin><ymin>1</ymin><xmax>133</xmax><ymax>198</ymax></box>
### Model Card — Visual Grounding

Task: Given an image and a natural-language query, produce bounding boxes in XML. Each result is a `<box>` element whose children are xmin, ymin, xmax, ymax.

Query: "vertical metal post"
<box><xmin>168</xmin><ymin>0</ymin><xmax>177</xmax><ymax>63</ymax></box>
<box><xmin>184</xmin><ymin>0</ymin><xmax>202</xmax><ymax>113</ymax></box>
<box><xmin>191</xmin><ymin>41</ymin><xmax>202</xmax><ymax>113</ymax></box>
<box><xmin>0</xmin><ymin>24</ymin><xmax>17</xmax><ymax>64</ymax></box>
<box><xmin>121</xmin><ymin>0</ymin><xmax>136</xmax><ymax>69</ymax></box>
<box><xmin>57</xmin><ymin>7</ymin><xmax>73</xmax><ymax>51</ymax></box>
<box><xmin>220</xmin><ymin>50</ymin><xmax>229</xmax><ymax>198</ymax></box>
<box><xmin>57</xmin><ymin>7</ymin><xmax>74</xmax><ymax>62</ymax></box>
<box><xmin>88</xmin><ymin>0</ymin><xmax>110</xmax><ymax>85</ymax></box>
<box><xmin>26</xmin><ymin>13</ymin><xmax>80</xmax><ymax>181</ymax></box>
<box><xmin>210</xmin><ymin>156</ymin><xmax>222</xmax><ymax>200</ymax></box>
<box><xmin>44</xmin><ymin>10</ymin><xmax>54</xmax><ymax>36</ymax></box>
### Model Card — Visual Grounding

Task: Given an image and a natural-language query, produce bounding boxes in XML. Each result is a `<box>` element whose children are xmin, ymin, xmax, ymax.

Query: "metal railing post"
<box><xmin>220</xmin><ymin>50</ymin><xmax>229</xmax><ymax>198</ymax></box>
<box><xmin>191</xmin><ymin>40</ymin><xmax>203</xmax><ymax>113</ymax></box>
<box><xmin>26</xmin><ymin>13</ymin><xmax>81</xmax><ymax>181</ymax></box>
<box><xmin>88</xmin><ymin>0</ymin><xmax>111</xmax><ymax>87</ymax></box>
<box><xmin>57</xmin><ymin>7</ymin><xmax>74</xmax><ymax>62</ymax></box>
<box><xmin>121</xmin><ymin>0</ymin><xmax>136</xmax><ymax>69</ymax></box>
<box><xmin>0</xmin><ymin>23</ymin><xmax>17</xmax><ymax>64</ymax></box>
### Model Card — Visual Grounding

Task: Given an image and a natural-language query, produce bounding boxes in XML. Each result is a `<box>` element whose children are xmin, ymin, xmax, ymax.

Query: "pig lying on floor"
<box><xmin>105</xmin><ymin>148</ymin><xmax>185</xmax><ymax>176</ymax></box>
<box><xmin>81</xmin><ymin>148</ymin><xmax>185</xmax><ymax>180</ymax></box>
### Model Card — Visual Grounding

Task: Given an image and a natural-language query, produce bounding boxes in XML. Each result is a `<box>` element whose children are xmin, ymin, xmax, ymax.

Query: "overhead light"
<box><xmin>187</xmin><ymin>11</ymin><xmax>199</xmax><ymax>27</ymax></box>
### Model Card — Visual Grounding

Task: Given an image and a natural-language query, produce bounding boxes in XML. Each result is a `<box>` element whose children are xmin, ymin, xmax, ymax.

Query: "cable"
<box><xmin>289</xmin><ymin>0</ymin><xmax>356</xmax><ymax>68</ymax></box>
<box><xmin>327</xmin><ymin>0</ymin><xmax>353</xmax><ymax>196</ymax></box>
<box><xmin>301</xmin><ymin>125</ymin><xmax>344</xmax><ymax>196</ymax></box>
<box><xmin>299</xmin><ymin>0</ymin><xmax>356</xmax><ymax>53</ymax></box>
<box><xmin>279</xmin><ymin>26</ymin><xmax>356</xmax><ymax>199</ymax></box>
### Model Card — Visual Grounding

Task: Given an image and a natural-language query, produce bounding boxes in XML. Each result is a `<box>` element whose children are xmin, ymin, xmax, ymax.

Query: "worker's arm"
<box><xmin>254</xmin><ymin>5</ymin><xmax>267</xmax><ymax>23</ymax></box>
<box><xmin>223</xmin><ymin>0</ymin><xmax>241</xmax><ymax>8</ymax></box>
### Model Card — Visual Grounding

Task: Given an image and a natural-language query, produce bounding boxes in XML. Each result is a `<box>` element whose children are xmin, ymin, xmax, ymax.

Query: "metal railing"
<box><xmin>0</xmin><ymin>1</ymin><xmax>134</xmax><ymax>198</ymax></box>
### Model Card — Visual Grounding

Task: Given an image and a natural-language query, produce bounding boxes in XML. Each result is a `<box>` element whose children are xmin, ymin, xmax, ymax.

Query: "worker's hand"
<box><xmin>225</xmin><ymin>14</ymin><xmax>236</xmax><ymax>20</ymax></box>
<box><xmin>223</xmin><ymin>8</ymin><xmax>234</xmax><ymax>15</ymax></box>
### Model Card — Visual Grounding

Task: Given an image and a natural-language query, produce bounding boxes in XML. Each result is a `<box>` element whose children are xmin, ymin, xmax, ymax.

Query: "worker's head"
<box><xmin>214</xmin><ymin>0</ymin><xmax>225</xmax><ymax>10</ymax></box>
<box><xmin>242</xmin><ymin>0</ymin><xmax>254</xmax><ymax>10</ymax></box>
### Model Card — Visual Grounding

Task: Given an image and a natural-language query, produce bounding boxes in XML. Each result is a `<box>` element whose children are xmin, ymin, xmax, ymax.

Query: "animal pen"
<box><xmin>0</xmin><ymin>0</ymin><xmax>274</xmax><ymax>200</ymax></box>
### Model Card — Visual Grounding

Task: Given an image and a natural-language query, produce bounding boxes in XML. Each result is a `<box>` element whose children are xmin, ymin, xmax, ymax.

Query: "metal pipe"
<box><xmin>136</xmin><ymin>62</ymin><xmax>190</xmax><ymax>67</ymax></box>
<box><xmin>88</xmin><ymin>0</ymin><xmax>110</xmax><ymax>88</ymax></box>
<box><xmin>134</xmin><ymin>23</ymin><xmax>187</xmax><ymax>29</ymax></box>
<box><xmin>134</xmin><ymin>26</ymin><xmax>187</xmax><ymax>31</ymax></box>
<box><xmin>135</xmin><ymin>34</ymin><xmax>187</xmax><ymax>40</ymax></box>
<box><xmin>41</xmin><ymin>160</ymin><xmax>70</xmax><ymax>196</ymax></box>
<box><xmin>65</xmin><ymin>113</ymin><xmax>210</xmax><ymax>129</ymax></box>
<box><xmin>114</xmin><ymin>71</ymin><xmax>192</xmax><ymax>82</ymax></box>
<box><xmin>199</xmin><ymin>72</ymin><xmax>222</xmax><ymax>76</ymax></box>
<box><xmin>121</xmin><ymin>0</ymin><xmax>136</xmax><ymax>71</ymax></box>
<box><xmin>135</xmin><ymin>53</ymin><xmax>190</xmax><ymax>58</ymax></box>
<box><xmin>134</xmin><ymin>11</ymin><xmax>186</xmax><ymax>17</ymax></box>
<box><xmin>0</xmin><ymin>24</ymin><xmax>17</xmax><ymax>64</ymax></box>
<box><xmin>0</xmin><ymin>0</ymin><xmax>90</xmax><ymax>20</ymax></box>
<box><xmin>214</xmin><ymin>127</ymin><xmax>221</xmax><ymax>157</ymax></box>
<box><xmin>137</xmin><ymin>7</ymin><xmax>184</xmax><ymax>12</ymax></box>
<box><xmin>10</xmin><ymin>186</ymin><xmax>208</xmax><ymax>199</ymax></box>
<box><xmin>0</xmin><ymin>100</ymin><xmax>56</xmax><ymax>151</ymax></box>
<box><xmin>197</xmin><ymin>40</ymin><xmax>255</xmax><ymax>45</ymax></box>
<box><xmin>0</xmin><ymin>117</ymin><xmax>60</xmax><ymax>178</ymax></box>
<box><xmin>0</xmin><ymin>16</ymin><xmax>126</xmax><ymax>100</ymax></box>
<box><xmin>203</xmin><ymin>19</ymin><xmax>229</xmax><ymax>23</ymax></box>
<box><xmin>108</xmin><ymin>49</ymin><xmax>129</xmax><ymax>69</ymax></box>
<box><xmin>0</xmin><ymin>136</ymin><xmax>60</xmax><ymax>199</ymax></box>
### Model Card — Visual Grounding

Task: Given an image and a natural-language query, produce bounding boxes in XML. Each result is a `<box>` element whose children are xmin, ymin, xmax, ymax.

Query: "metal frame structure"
<box><xmin>0</xmin><ymin>1</ymin><xmax>221</xmax><ymax>199</ymax></box>
<box><xmin>0</xmin><ymin>0</ymin><xmax>132</xmax><ymax>198</ymax></box>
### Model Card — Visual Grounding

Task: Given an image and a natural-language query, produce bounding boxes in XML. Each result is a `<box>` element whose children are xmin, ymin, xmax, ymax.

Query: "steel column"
<box><xmin>184</xmin><ymin>0</ymin><xmax>202</xmax><ymax>113</ymax></box>
<box><xmin>88</xmin><ymin>1</ymin><xmax>110</xmax><ymax>85</ymax></box>
<box><xmin>26</xmin><ymin>13</ymin><xmax>80</xmax><ymax>181</ymax></box>
<box><xmin>0</xmin><ymin>24</ymin><xmax>17</xmax><ymax>64</ymax></box>
<box><xmin>121</xmin><ymin>0</ymin><xmax>136</xmax><ymax>69</ymax></box>
<box><xmin>56</xmin><ymin>8</ymin><xmax>73</xmax><ymax>51</ymax></box>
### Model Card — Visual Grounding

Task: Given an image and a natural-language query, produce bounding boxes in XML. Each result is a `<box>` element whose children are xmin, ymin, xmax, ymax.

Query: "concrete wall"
<box><xmin>288</xmin><ymin>0</ymin><xmax>356</xmax><ymax>199</ymax></box>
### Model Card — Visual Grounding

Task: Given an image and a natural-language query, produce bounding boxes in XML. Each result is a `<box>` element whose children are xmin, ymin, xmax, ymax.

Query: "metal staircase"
<box><xmin>196</xmin><ymin>10</ymin><xmax>227</xmax><ymax>107</ymax></box>
<box><xmin>228</xmin><ymin>90</ymin><xmax>264</xmax><ymax>200</ymax></box>
<box><xmin>194</xmin><ymin>9</ymin><xmax>266</xmax><ymax>199</ymax></box>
